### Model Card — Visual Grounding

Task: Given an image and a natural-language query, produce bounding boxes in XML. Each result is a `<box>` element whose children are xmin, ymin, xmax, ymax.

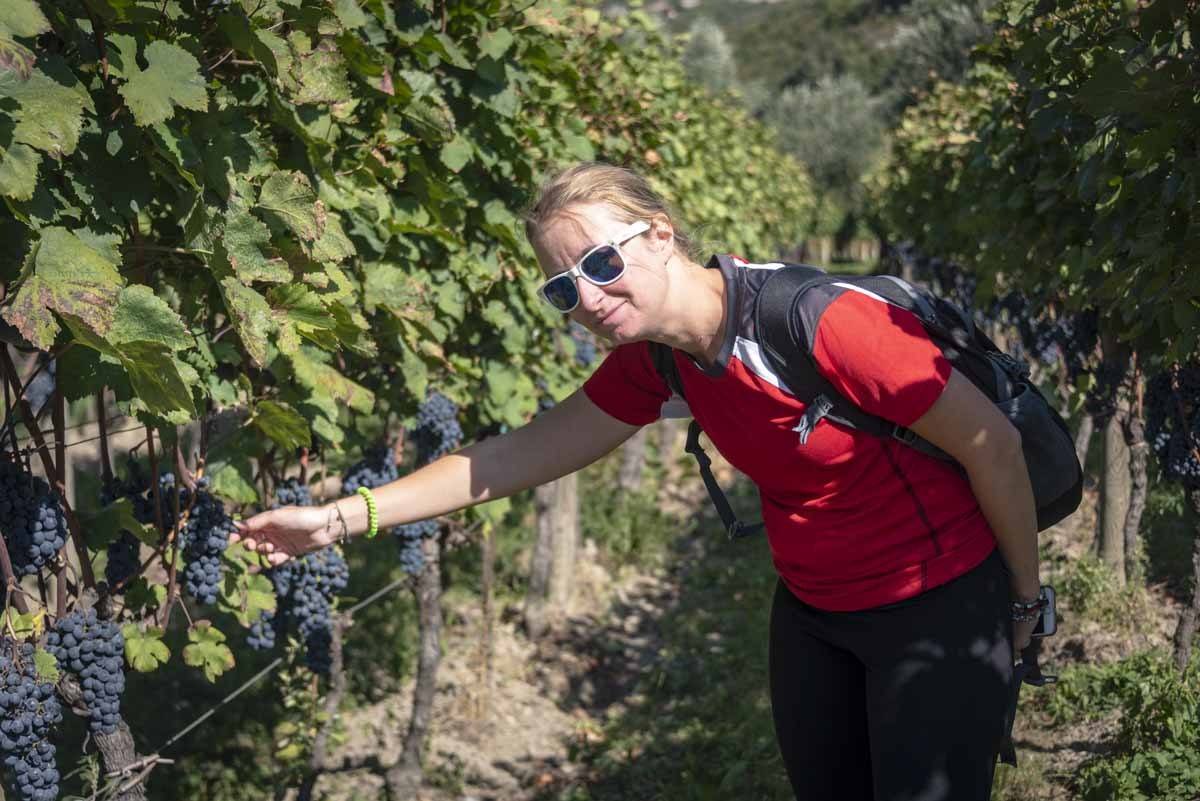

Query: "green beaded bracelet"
<box><xmin>356</xmin><ymin>486</ymin><xmax>379</xmax><ymax>539</ymax></box>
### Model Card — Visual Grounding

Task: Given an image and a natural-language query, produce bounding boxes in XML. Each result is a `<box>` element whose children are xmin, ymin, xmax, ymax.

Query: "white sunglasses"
<box><xmin>536</xmin><ymin>220</ymin><xmax>650</xmax><ymax>312</ymax></box>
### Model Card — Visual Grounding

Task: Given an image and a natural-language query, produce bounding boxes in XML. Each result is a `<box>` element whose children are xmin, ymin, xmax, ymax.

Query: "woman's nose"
<box><xmin>575</xmin><ymin>277</ymin><xmax>608</xmax><ymax>314</ymax></box>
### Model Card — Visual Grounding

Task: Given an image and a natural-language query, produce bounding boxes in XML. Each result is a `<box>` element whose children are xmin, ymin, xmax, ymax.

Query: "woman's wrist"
<box><xmin>1010</xmin><ymin>579</ymin><xmax>1041</xmax><ymax>604</ymax></box>
<box><xmin>322</xmin><ymin>494</ymin><xmax>370</xmax><ymax>540</ymax></box>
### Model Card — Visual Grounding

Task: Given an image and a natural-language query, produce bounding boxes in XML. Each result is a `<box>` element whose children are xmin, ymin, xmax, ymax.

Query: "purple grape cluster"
<box><xmin>100</xmin><ymin>466</ymin><xmax>154</xmax><ymax>593</ymax></box>
<box><xmin>569</xmin><ymin>321</ymin><xmax>598</xmax><ymax>366</ymax></box>
<box><xmin>341</xmin><ymin>445</ymin><xmax>398</xmax><ymax>494</ymax></box>
<box><xmin>44</xmin><ymin>610</ymin><xmax>124</xmax><ymax>736</ymax></box>
<box><xmin>393</xmin><ymin>519</ymin><xmax>437</xmax><ymax>575</ymax></box>
<box><xmin>0</xmin><ymin>461</ymin><xmax>67</xmax><ymax>577</ymax></box>
<box><xmin>0</xmin><ymin>639</ymin><xmax>60</xmax><ymax>801</ymax></box>
<box><xmin>148</xmin><ymin>474</ymin><xmax>234</xmax><ymax>606</ymax></box>
<box><xmin>271</xmin><ymin>477</ymin><xmax>312</xmax><ymax>509</ymax></box>
<box><xmin>412</xmin><ymin>392</ymin><xmax>463</xmax><ymax>464</ymax></box>
<box><xmin>255</xmin><ymin>550</ymin><xmax>349</xmax><ymax>673</ymax></box>
<box><xmin>249</xmin><ymin>483</ymin><xmax>349</xmax><ymax>671</ymax></box>
<box><xmin>1146</xmin><ymin>366</ymin><xmax>1200</xmax><ymax>489</ymax></box>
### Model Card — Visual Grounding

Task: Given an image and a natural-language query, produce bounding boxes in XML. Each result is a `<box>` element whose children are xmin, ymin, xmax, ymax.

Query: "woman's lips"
<box><xmin>598</xmin><ymin>302</ymin><xmax>625</xmax><ymax>326</ymax></box>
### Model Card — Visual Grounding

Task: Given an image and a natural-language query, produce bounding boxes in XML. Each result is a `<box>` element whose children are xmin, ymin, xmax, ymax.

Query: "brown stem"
<box><xmin>387</xmin><ymin>537</ymin><xmax>443</xmax><ymax>797</ymax></box>
<box><xmin>1122</xmin><ymin>356</ymin><xmax>1148</xmax><ymax>585</ymax></box>
<box><xmin>0</xmin><ymin>529</ymin><xmax>31</xmax><ymax>616</ymax></box>
<box><xmin>0</xmin><ymin>348</ymin><xmax>96</xmax><ymax>590</ymax></box>
<box><xmin>53</xmin><ymin>388</ymin><xmax>67</xmax><ymax>620</ymax></box>
<box><xmin>299</xmin><ymin>447</ymin><xmax>309</xmax><ymax>486</ymax></box>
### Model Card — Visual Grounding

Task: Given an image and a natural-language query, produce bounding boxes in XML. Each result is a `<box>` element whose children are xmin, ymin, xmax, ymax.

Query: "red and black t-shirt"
<box><xmin>583</xmin><ymin>255</ymin><xmax>997</xmax><ymax>612</ymax></box>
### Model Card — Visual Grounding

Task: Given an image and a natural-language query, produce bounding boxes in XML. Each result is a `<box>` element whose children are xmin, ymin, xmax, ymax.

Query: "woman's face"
<box><xmin>531</xmin><ymin>201</ymin><xmax>671</xmax><ymax>345</ymax></box>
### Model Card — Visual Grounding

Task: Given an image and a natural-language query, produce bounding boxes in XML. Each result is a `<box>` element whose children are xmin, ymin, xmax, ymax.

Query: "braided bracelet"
<box><xmin>1010</xmin><ymin>593</ymin><xmax>1047</xmax><ymax>623</ymax></box>
<box><xmin>356</xmin><ymin>486</ymin><xmax>379</xmax><ymax>539</ymax></box>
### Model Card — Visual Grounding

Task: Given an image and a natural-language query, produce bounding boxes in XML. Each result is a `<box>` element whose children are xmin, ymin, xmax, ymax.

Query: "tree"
<box><xmin>681</xmin><ymin>17</ymin><xmax>739</xmax><ymax>95</ymax></box>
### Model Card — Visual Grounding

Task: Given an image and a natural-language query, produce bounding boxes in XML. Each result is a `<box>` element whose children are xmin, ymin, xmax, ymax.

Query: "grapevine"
<box><xmin>412</xmin><ymin>392</ymin><xmax>464</xmax><ymax>464</ymax></box>
<box><xmin>1145</xmin><ymin>365</ymin><xmax>1200</xmax><ymax>489</ymax></box>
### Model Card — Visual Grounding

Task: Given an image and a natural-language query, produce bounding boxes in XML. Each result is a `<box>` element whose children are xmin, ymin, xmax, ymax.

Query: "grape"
<box><xmin>393</xmin><ymin>519</ymin><xmax>437</xmax><ymax>575</ymax></box>
<box><xmin>100</xmin><ymin>465</ymin><xmax>154</xmax><ymax>593</ymax></box>
<box><xmin>0</xmin><ymin>461</ymin><xmax>67</xmax><ymax>577</ymax></box>
<box><xmin>569</xmin><ymin>321</ymin><xmax>598</xmax><ymax>366</ymax></box>
<box><xmin>341</xmin><ymin>445</ymin><xmax>398</xmax><ymax>493</ymax></box>
<box><xmin>412</xmin><ymin>392</ymin><xmax>463</xmax><ymax>465</ymax></box>
<box><xmin>260</xmin><ymin>549</ymin><xmax>350</xmax><ymax>673</ymax></box>
<box><xmin>250</xmin><ymin>482</ymin><xmax>349</xmax><ymax>671</ymax></box>
<box><xmin>271</xmin><ymin>477</ymin><xmax>312</xmax><ymax>509</ymax></box>
<box><xmin>1146</xmin><ymin>365</ymin><xmax>1200</xmax><ymax>489</ymax></box>
<box><xmin>0</xmin><ymin>639</ymin><xmax>61</xmax><ymax>801</ymax></box>
<box><xmin>45</xmin><ymin>609</ymin><xmax>124</xmax><ymax>737</ymax></box>
<box><xmin>146</xmin><ymin>474</ymin><xmax>233</xmax><ymax>606</ymax></box>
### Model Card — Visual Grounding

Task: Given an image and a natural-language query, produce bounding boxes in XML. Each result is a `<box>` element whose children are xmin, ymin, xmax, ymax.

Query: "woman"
<box><xmin>232</xmin><ymin>162</ymin><xmax>1041</xmax><ymax>801</ymax></box>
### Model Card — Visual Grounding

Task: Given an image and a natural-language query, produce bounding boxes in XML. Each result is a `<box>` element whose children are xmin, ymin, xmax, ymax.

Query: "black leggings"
<box><xmin>769</xmin><ymin>548</ymin><xmax>1014</xmax><ymax>801</ymax></box>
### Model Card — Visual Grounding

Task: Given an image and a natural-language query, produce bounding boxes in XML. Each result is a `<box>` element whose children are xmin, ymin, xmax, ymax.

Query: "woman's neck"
<box><xmin>652</xmin><ymin>256</ymin><xmax>728</xmax><ymax>369</ymax></box>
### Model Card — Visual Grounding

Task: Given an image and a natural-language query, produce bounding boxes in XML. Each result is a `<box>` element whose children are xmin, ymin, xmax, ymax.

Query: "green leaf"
<box><xmin>289</xmin><ymin>32</ymin><xmax>351</xmax><ymax>105</ymax></box>
<box><xmin>1</xmin><ymin>227</ymin><xmax>124</xmax><ymax>349</ymax></box>
<box><xmin>183</xmin><ymin>621</ymin><xmax>235</xmax><ymax>682</ymax></box>
<box><xmin>32</xmin><ymin>649</ymin><xmax>58</xmax><ymax>683</ymax></box>
<box><xmin>117</xmin><ymin>340</ymin><xmax>198</xmax><ymax>422</ymax></box>
<box><xmin>85</xmin><ymin>497</ymin><xmax>157</xmax><ymax>549</ymax></box>
<box><xmin>116</xmin><ymin>40</ymin><xmax>209</xmax><ymax>126</ymax></box>
<box><xmin>219</xmin><ymin>560</ymin><xmax>276</xmax><ymax>627</ymax></box>
<box><xmin>0</xmin><ymin>55</ymin><xmax>95</xmax><ymax>157</ymax></box>
<box><xmin>251</xmin><ymin>399</ymin><xmax>310</xmax><ymax>451</ymax></box>
<box><xmin>0</xmin><ymin>141</ymin><xmax>38</xmax><ymax>200</ymax></box>
<box><xmin>0</xmin><ymin>608</ymin><xmax>44</xmax><ymax>638</ymax></box>
<box><xmin>306</xmin><ymin>214</ymin><xmax>354</xmax><ymax>263</ymax></box>
<box><xmin>0</xmin><ymin>36</ymin><xmax>36</xmax><ymax>81</ymax></box>
<box><xmin>257</xmin><ymin>171</ymin><xmax>325</xmax><ymax>241</ymax></box>
<box><xmin>221</xmin><ymin>206</ymin><xmax>291</xmax><ymax>283</ymax></box>
<box><xmin>479</xmin><ymin>28</ymin><xmax>515</xmax><ymax>60</ymax></box>
<box><xmin>0</xmin><ymin>0</ymin><xmax>51</xmax><ymax>38</ymax></box>
<box><xmin>110</xmin><ymin>285</ymin><xmax>191</xmax><ymax>351</ymax></box>
<box><xmin>219</xmin><ymin>278</ymin><xmax>275</xmax><ymax>367</ymax></box>
<box><xmin>439</xmin><ymin>135</ymin><xmax>472</xmax><ymax>173</ymax></box>
<box><xmin>287</xmin><ymin>346</ymin><xmax>375</xmax><ymax>414</ymax></box>
<box><xmin>123</xmin><ymin>624</ymin><xmax>171</xmax><ymax>673</ymax></box>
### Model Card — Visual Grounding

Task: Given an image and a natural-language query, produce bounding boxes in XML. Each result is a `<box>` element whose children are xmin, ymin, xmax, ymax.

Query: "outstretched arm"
<box><xmin>232</xmin><ymin>387</ymin><xmax>640</xmax><ymax>564</ymax></box>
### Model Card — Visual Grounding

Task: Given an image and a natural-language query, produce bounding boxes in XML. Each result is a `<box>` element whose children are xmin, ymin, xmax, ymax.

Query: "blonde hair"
<box><xmin>522</xmin><ymin>162</ymin><xmax>695</xmax><ymax>258</ymax></box>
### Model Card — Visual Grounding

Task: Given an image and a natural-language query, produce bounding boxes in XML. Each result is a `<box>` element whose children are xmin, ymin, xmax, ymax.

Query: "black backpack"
<box><xmin>649</xmin><ymin>263</ymin><xmax>1084</xmax><ymax>540</ymax></box>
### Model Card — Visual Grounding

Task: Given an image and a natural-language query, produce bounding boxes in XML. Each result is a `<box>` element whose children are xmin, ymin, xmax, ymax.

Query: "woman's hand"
<box><xmin>1012</xmin><ymin>616</ymin><xmax>1038</xmax><ymax>662</ymax></box>
<box><xmin>230</xmin><ymin>505</ymin><xmax>336</xmax><ymax>567</ymax></box>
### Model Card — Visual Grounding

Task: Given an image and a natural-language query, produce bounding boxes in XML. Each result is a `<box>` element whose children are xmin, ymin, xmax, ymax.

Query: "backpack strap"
<box><xmin>755</xmin><ymin>266</ymin><xmax>959</xmax><ymax>466</ymax></box>
<box><xmin>647</xmin><ymin>342</ymin><xmax>763</xmax><ymax>540</ymax></box>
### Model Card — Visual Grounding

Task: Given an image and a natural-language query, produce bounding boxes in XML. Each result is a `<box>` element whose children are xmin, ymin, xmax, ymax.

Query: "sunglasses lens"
<box><xmin>581</xmin><ymin>246</ymin><xmax>624</xmax><ymax>283</ymax></box>
<box><xmin>542</xmin><ymin>275</ymin><xmax>579</xmax><ymax>312</ymax></box>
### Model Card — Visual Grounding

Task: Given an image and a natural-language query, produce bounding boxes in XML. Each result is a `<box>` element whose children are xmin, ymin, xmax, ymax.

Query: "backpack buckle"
<box><xmin>892</xmin><ymin>425</ymin><xmax>919</xmax><ymax>445</ymax></box>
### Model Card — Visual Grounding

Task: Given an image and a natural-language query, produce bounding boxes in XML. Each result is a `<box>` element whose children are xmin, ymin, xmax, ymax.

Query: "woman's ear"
<box><xmin>647</xmin><ymin>213</ymin><xmax>675</xmax><ymax>252</ymax></box>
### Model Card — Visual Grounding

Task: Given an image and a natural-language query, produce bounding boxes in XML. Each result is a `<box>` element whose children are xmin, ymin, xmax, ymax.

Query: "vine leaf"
<box><xmin>0</xmin><ymin>608</ymin><xmax>44</xmax><ymax>638</ymax></box>
<box><xmin>116</xmin><ymin>40</ymin><xmax>209</xmax><ymax>126</ymax></box>
<box><xmin>59</xmin><ymin>315</ymin><xmax>196</xmax><ymax>422</ymax></box>
<box><xmin>0</xmin><ymin>0</ymin><xmax>51</xmax><ymax>39</ymax></box>
<box><xmin>33</xmin><ymin>649</ymin><xmax>58</xmax><ymax>683</ymax></box>
<box><xmin>1</xmin><ymin>227</ymin><xmax>123</xmax><ymax>349</ymax></box>
<box><xmin>220</xmin><ymin>206</ymin><xmax>291</xmax><ymax>283</ymax></box>
<box><xmin>183</xmin><ymin>621</ymin><xmax>234</xmax><ymax>682</ymax></box>
<box><xmin>110</xmin><ymin>285</ymin><xmax>191</xmax><ymax>352</ymax></box>
<box><xmin>219</xmin><ymin>554</ymin><xmax>276</xmax><ymax>628</ymax></box>
<box><xmin>257</xmin><ymin>170</ymin><xmax>325</xmax><ymax>242</ymax></box>
<box><xmin>85</xmin><ymin>497</ymin><xmax>158</xmax><ymax>549</ymax></box>
<box><xmin>251</xmin><ymin>399</ymin><xmax>310</xmax><ymax>452</ymax></box>
<box><xmin>219</xmin><ymin>278</ymin><xmax>274</xmax><ymax>368</ymax></box>
<box><xmin>123</xmin><ymin>624</ymin><xmax>170</xmax><ymax>673</ymax></box>
<box><xmin>0</xmin><ymin>142</ymin><xmax>37</xmax><ymax>200</ymax></box>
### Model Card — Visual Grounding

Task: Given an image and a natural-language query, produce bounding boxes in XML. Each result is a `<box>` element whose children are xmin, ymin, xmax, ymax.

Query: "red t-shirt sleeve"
<box><xmin>582</xmin><ymin>341</ymin><xmax>670</xmax><ymax>426</ymax></box>
<box><xmin>810</xmin><ymin>290</ymin><xmax>952</xmax><ymax>428</ymax></box>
